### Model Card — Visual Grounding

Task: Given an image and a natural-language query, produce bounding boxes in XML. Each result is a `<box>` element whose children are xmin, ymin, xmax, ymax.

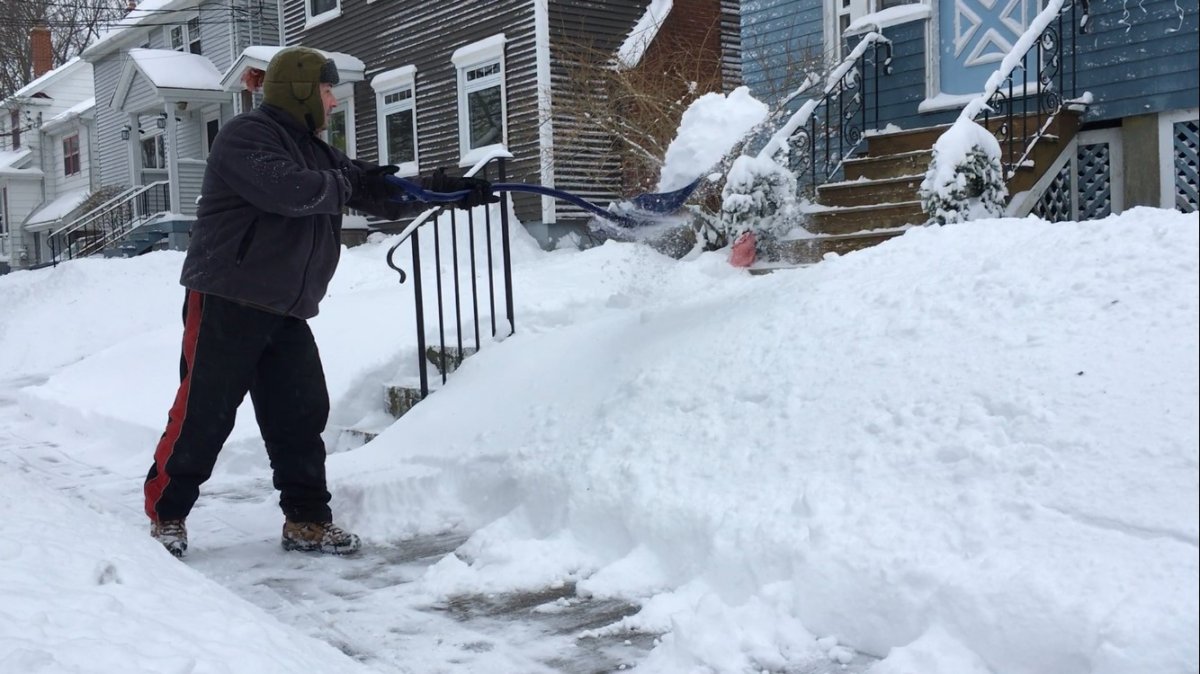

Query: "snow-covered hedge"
<box><xmin>919</xmin><ymin>119</ymin><xmax>1008</xmax><ymax>224</ymax></box>
<box><xmin>720</xmin><ymin>154</ymin><xmax>801</xmax><ymax>240</ymax></box>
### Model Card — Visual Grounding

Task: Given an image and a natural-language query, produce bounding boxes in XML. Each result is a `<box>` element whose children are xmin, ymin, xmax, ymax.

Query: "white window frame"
<box><xmin>304</xmin><ymin>0</ymin><xmax>341</xmax><ymax>29</ymax></box>
<box><xmin>323</xmin><ymin>82</ymin><xmax>356</xmax><ymax>159</ymax></box>
<box><xmin>163</xmin><ymin>14</ymin><xmax>201</xmax><ymax>55</ymax></box>
<box><xmin>371</xmin><ymin>66</ymin><xmax>418</xmax><ymax>175</ymax></box>
<box><xmin>140</xmin><ymin>130</ymin><xmax>166</xmax><ymax>170</ymax></box>
<box><xmin>62</xmin><ymin>132</ymin><xmax>82</xmax><ymax>176</ymax></box>
<box><xmin>452</xmin><ymin>34</ymin><xmax>508</xmax><ymax>167</ymax></box>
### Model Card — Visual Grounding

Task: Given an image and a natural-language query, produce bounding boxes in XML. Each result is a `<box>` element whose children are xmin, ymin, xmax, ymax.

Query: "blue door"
<box><xmin>939</xmin><ymin>0</ymin><xmax>1041</xmax><ymax>95</ymax></box>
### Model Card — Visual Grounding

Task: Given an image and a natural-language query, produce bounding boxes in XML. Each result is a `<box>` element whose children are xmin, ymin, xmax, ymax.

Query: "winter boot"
<box><xmin>151</xmin><ymin>519</ymin><xmax>188</xmax><ymax>558</ymax></box>
<box><xmin>281</xmin><ymin>521</ymin><xmax>361</xmax><ymax>555</ymax></box>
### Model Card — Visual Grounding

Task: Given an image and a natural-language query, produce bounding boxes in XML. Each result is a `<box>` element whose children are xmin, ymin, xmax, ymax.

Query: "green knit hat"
<box><xmin>262</xmin><ymin>47</ymin><xmax>339</xmax><ymax>132</ymax></box>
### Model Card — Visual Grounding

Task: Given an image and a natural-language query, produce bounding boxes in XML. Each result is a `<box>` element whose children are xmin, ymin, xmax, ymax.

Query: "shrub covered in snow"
<box><xmin>719</xmin><ymin>154</ymin><xmax>801</xmax><ymax>242</ymax></box>
<box><xmin>919</xmin><ymin>119</ymin><xmax>1008</xmax><ymax>224</ymax></box>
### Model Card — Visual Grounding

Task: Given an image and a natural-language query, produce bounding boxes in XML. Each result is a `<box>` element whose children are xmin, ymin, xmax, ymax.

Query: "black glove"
<box><xmin>351</xmin><ymin>164</ymin><xmax>402</xmax><ymax>202</ymax></box>
<box><xmin>421</xmin><ymin>168</ymin><xmax>499</xmax><ymax>210</ymax></box>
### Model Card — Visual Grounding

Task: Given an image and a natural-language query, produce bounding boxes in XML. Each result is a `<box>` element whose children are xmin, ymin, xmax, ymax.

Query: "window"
<box><xmin>203</xmin><ymin>110</ymin><xmax>220</xmax><ymax>157</ymax></box>
<box><xmin>10</xmin><ymin>109</ymin><xmax>20</xmax><ymax>150</ymax></box>
<box><xmin>371</xmin><ymin>66</ymin><xmax>418</xmax><ymax>174</ymax></box>
<box><xmin>141</xmin><ymin>133</ymin><xmax>166</xmax><ymax>170</ymax></box>
<box><xmin>62</xmin><ymin>134</ymin><xmax>81</xmax><ymax>176</ymax></box>
<box><xmin>166</xmin><ymin>16</ymin><xmax>201</xmax><ymax>55</ymax></box>
<box><xmin>305</xmin><ymin>0</ymin><xmax>340</xmax><ymax>27</ymax></box>
<box><xmin>322</xmin><ymin>84</ymin><xmax>355</xmax><ymax>157</ymax></box>
<box><xmin>451</xmin><ymin>35</ymin><xmax>507</xmax><ymax>166</ymax></box>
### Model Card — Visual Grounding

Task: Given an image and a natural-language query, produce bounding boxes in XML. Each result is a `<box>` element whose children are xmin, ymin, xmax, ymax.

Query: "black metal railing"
<box><xmin>978</xmin><ymin>0</ymin><xmax>1089</xmax><ymax>177</ymax></box>
<box><xmin>386</xmin><ymin>157</ymin><xmax>515</xmax><ymax>400</ymax></box>
<box><xmin>779</xmin><ymin>33</ymin><xmax>893</xmax><ymax>195</ymax></box>
<box><xmin>49</xmin><ymin>181</ymin><xmax>171</xmax><ymax>264</ymax></box>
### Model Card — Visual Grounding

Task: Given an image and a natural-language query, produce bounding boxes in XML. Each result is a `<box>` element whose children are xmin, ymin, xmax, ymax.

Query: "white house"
<box><xmin>0</xmin><ymin>56</ymin><xmax>96</xmax><ymax>271</ymax></box>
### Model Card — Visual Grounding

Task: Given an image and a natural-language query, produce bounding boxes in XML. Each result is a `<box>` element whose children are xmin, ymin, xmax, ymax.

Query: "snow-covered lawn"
<box><xmin>1</xmin><ymin>208</ymin><xmax>1196</xmax><ymax>674</ymax></box>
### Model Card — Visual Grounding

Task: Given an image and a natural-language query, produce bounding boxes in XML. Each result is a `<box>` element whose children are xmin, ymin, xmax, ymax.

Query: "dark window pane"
<box><xmin>205</xmin><ymin>119</ymin><xmax>220</xmax><ymax>151</ymax></box>
<box><xmin>311</xmin><ymin>0</ymin><xmax>337</xmax><ymax>15</ymax></box>
<box><xmin>467</xmin><ymin>85</ymin><xmax>502</xmax><ymax>148</ymax></box>
<box><xmin>386</xmin><ymin>109</ymin><xmax>414</xmax><ymax>163</ymax></box>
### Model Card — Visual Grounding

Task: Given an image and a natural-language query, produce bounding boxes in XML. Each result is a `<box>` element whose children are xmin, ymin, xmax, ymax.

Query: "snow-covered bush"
<box><xmin>719</xmin><ymin>154</ymin><xmax>801</xmax><ymax>241</ymax></box>
<box><xmin>920</xmin><ymin>119</ymin><xmax>1008</xmax><ymax>224</ymax></box>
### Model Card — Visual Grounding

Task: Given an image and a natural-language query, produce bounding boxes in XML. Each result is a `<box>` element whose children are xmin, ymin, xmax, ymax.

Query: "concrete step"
<box><xmin>425</xmin><ymin>345</ymin><xmax>478</xmax><ymax>376</ymax></box>
<box><xmin>817</xmin><ymin>175</ymin><xmax>924</xmax><ymax>208</ymax></box>
<box><xmin>807</xmin><ymin>200</ymin><xmax>927</xmax><ymax>234</ymax></box>
<box><xmin>385</xmin><ymin>384</ymin><xmax>425</xmax><ymax>419</ymax></box>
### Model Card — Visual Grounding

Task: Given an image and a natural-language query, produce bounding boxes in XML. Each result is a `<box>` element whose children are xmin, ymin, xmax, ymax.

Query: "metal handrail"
<box><xmin>769</xmin><ymin>32</ymin><xmax>894</xmax><ymax>194</ymax></box>
<box><xmin>49</xmin><ymin>184</ymin><xmax>145</xmax><ymax>238</ymax></box>
<box><xmin>384</xmin><ymin>155</ymin><xmax>515</xmax><ymax>400</ymax></box>
<box><xmin>968</xmin><ymin>0</ymin><xmax>1090</xmax><ymax>178</ymax></box>
<box><xmin>49</xmin><ymin>181</ymin><xmax>172</xmax><ymax>264</ymax></box>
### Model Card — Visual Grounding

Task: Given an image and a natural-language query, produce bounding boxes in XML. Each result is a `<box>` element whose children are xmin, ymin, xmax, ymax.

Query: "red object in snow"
<box><xmin>730</xmin><ymin>231</ymin><xmax>756</xmax><ymax>268</ymax></box>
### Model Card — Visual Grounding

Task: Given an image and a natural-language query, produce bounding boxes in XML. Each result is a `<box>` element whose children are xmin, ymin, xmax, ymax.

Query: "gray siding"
<box><xmin>547</xmin><ymin>1</ymin><xmax>653</xmax><ymax>218</ymax></box>
<box><xmin>741</xmin><ymin>0</ymin><xmax>826</xmax><ymax>105</ymax></box>
<box><xmin>283</xmin><ymin>0</ymin><xmax>544</xmax><ymax>223</ymax></box>
<box><xmin>178</xmin><ymin>159</ymin><xmax>206</xmax><ymax>215</ymax></box>
<box><xmin>94</xmin><ymin>58</ymin><xmax>129</xmax><ymax>187</ymax></box>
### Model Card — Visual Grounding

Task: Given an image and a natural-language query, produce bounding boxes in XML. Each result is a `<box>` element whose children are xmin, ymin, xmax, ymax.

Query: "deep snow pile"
<box><xmin>0</xmin><ymin>207</ymin><xmax>1196</xmax><ymax>674</ymax></box>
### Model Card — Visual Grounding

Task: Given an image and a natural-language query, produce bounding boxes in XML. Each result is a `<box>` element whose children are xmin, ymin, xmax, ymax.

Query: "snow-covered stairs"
<box><xmin>773</xmin><ymin>111</ymin><xmax>1083</xmax><ymax>265</ymax></box>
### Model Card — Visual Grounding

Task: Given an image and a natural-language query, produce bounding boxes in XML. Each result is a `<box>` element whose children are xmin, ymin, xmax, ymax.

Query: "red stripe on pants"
<box><xmin>145</xmin><ymin>290</ymin><xmax>204</xmax><ymax>521</ymax></box>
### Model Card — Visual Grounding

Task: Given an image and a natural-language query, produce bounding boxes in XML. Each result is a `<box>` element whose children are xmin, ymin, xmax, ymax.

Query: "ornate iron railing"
<box><xmin>48</xmin><ymin>181</ymin><xmax>171</xmax><ymax>264</ymax></box>
<box><xmin>975</xmin><ymin>0</ymin><xmax>1090</xmax><ymax>177</ymax></box>
<box><xmin>385</xmin><ymin>156</ymin><xmax>515</xmax><ymax>400</ymax></box>
<box><xmin>769</xmin><ymin>32</ymin><xmax>893</xmax><ymax>194</ymax></box>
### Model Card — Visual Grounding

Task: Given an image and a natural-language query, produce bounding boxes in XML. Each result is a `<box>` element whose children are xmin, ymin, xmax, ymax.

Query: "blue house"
<box><xmin>741</xmin><ymin>0</ymin><xmax>1198</xmax><ymax>253</ymax></box>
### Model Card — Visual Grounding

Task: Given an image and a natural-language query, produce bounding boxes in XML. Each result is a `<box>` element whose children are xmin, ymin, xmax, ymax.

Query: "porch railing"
<box><xmin>385</xmin><ymin>155</ymin><xmax>515</xmax><ymax>400</ymax></box>
<box><xmin>49</xmin><ymin>181</ymin><xmax>171</xmax><ymax>264</ymax></box>
<box><xmin>766</xmin><ymin>32</ymin><xmax>894</xmax><ymax>194</ymax></box>
<box><xmin>971</xmin><ymin>0</ymin><xmax>1090</xmax><ymax>177</ymax></box>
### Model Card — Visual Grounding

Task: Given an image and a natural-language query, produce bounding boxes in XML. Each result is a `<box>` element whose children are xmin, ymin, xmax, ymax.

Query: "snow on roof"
<box><xmin>4</xmin><ymin>58</ymin><xmax>88</xmax><ymax>104</ymax></box>
<box><xmin>128</xmin><ymin>49</ymin><xmax>223</xmax><ymax>91</ymax></box>
<box><xmin>83</xmin><ymin>0</ymin><xmax>196</xmax><ymax>58</ymax></box>
<box><xmin>616</xmin><ymin>0</ymin><xmax>674</xmax><ymax>70</ymax></box>
<box><xmin>0</xmin><ymin>149</ymin><xmax>33</xmax><ymax>171</ymax></box>
<box><xmin>25</xmin><ymin>188</ymin><xmax>92</xmax><ymax>229</ymax></box>
<box><xmin>0</xmin><ymin>149</ymin><xmax>41</xmax><ymax>178</ymax></box>
<box><xmin>220</xmin><ymin>46</ymin><xmax>366</xmax><ymax>90</ymax></box>
<box><xmin>42</xmin><ymin>97</ymin><xmax>96</xmax><ymax>132</ymax></box>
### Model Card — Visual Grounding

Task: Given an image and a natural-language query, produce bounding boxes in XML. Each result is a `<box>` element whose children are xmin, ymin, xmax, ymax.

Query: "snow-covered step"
<box><xmin>817</xmin><ymin>174</ymin><xmax>925</xmax><ymax>208</ymax></box>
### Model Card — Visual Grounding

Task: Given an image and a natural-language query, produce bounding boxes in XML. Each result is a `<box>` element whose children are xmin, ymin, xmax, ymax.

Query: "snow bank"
<box><xmin>1</xmin><ymin>205</ymin><xmax>1196</xmax><ymax>674</ymax></box>
<box><xmin>334</xmin><ymin>208</ymin><xmax>1199</xmax><ymax>674</ymax></box>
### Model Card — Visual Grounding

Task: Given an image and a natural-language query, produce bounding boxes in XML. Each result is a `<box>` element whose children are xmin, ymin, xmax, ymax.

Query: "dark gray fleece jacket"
<box><xmin>179</xmin><ymin>104</ymin><xmax>413</xmax><ymax>319</ymax></box>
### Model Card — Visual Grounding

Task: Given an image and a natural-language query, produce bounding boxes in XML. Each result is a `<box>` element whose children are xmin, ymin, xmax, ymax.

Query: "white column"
<box><xmin>127</xmin><ymin>112</ymin><xmax>140</xmax><ymax>186</ymax></box>
<box><xmin>165</xmin><ymin>102</ymin><xmax>181</xmax><ymax>215</ymax></box>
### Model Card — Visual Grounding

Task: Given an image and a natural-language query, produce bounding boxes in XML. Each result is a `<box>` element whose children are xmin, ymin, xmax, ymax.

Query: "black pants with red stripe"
<box><xmin>145</xmin><ymin>290</ymin><xmax>333</xmax><ymax>524</ymax></box>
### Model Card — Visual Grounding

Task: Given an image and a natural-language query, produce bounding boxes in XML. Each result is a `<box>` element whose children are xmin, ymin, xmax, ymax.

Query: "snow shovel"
<box><xmin>384</xmin><ymin>174</ymin><xmax>704</xmax><ymax>229</ymax></box>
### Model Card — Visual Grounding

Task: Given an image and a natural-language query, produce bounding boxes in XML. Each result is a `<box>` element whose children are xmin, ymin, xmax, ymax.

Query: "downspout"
<box><xmin>532</xmin><ymin>0</ymin><xmax>556</xmax><ymax>224</ymax></box>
